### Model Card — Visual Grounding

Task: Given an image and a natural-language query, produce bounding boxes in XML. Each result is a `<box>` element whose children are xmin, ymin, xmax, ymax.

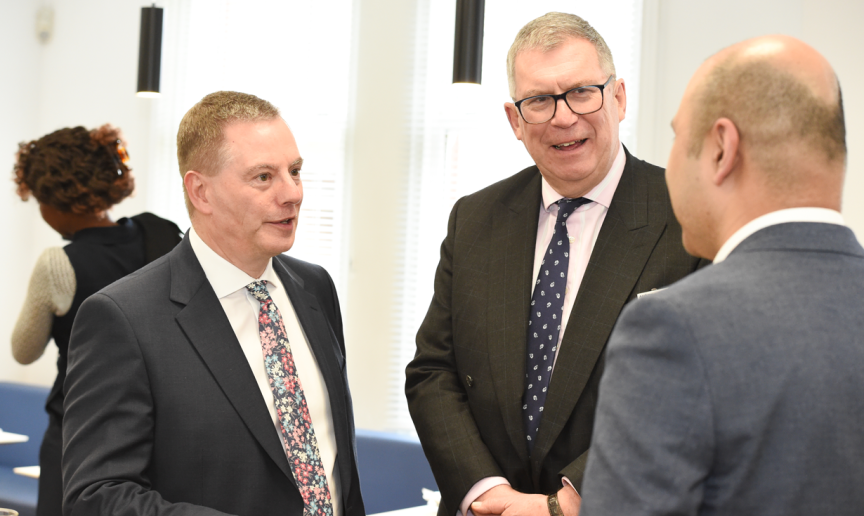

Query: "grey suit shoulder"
<box><xmin>581</xmin><ymin>222</ymin><xmax>864</xmax><ymax>516</ymax></box>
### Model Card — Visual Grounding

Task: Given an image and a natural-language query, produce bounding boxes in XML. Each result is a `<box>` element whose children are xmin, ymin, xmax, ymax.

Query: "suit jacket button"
<box><xmin>466</xmin><ymin>375</ymin><xmax>474</xmax><ymax>387</ymax></box>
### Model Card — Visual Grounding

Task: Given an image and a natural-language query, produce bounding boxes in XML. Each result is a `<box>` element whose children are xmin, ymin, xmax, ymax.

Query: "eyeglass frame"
<box><xmin>513</xmin><ymin>75</ymin><xmax>616</xmax><ymax>124</ymax></box>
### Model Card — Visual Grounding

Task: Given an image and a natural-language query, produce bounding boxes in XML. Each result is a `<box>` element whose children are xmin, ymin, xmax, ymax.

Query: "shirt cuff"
<box><xmin>457</xmin><ymin>477</ymin><xmax>511</xmax><ymax>516</ymax></box>
<box><xmin>561</xmin><ymin>476</ymin><xmax>578</xmax><ymax>495</ymax></box>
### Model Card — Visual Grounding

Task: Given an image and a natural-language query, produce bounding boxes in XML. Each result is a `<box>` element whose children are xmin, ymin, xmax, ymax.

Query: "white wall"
<box><xmin>638</xmin><ymin>0</ymin><xmax>864</xmax><ymax>236</ymax></box>
<box><xmin>0</xmin><ymin>0</ymin><xmax>43</xmax><ymax>385</ymax></box>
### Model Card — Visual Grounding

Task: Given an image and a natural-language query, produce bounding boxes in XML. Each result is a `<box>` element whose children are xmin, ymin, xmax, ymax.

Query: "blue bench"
<box><xmin>355</xmin><ymin>429</ymin><xmax>438</xmax><ymax>514</ymax></box>
<box><xmin>0</xmin><ymin>381</ymin><xmax>49</xmax><ymax>516</ymax></box>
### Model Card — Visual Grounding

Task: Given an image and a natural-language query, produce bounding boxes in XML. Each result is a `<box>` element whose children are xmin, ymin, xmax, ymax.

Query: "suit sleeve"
<box><xmin>62</xmin><ymin>293</ymin><xmax>232</xmax><ymax>516</ymax></box>
<box><xmin>579</xmin><ymin>296</ymin><xmax>714</xmax><ymax>516</ymax></box>
<box><xmin>405</xmin><ymin>198</ymin><xmax>504</xmax><ymax>515</ymax></box>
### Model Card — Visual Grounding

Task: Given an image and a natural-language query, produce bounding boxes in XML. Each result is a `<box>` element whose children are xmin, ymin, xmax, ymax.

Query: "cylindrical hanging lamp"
<box><xmin>136</xmin><ymin>4</ymin><xmax>163</xmax><ymax>98</ymax></box>
<box><xmin>452</xmin><ymin>0</ymin><xmax>485</xmax><ymax>84</ymax></box>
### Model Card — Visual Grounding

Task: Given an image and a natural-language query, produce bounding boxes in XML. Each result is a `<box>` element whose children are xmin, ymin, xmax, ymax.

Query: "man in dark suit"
<box><xmin>580</xmin><ymin>35</ymin><xmax>864</xmax><ymax>515</ymax></box>
<box><xmin>62</xmin><ymin>91</ymin><xmax>365</xmax><ymax>516</ymax></box>
<box><xmin>405</xmin><ymin>13</ymin><xmax>702</xmax><ymax>516</ymax></box>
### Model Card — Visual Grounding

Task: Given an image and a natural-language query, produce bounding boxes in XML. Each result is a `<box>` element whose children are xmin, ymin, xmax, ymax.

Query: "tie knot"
<box><xmin>555</xmin><ymin>197</ymin><xmax>590</xmax><ymax>221</ymax></box>
<box><xmin>245</xmin><ymin>280</ymin><xmax>270</xmax><ymax>300</ymax></box>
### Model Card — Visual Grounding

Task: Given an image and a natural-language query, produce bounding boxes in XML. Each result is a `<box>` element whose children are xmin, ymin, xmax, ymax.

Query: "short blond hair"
<box><xmin>177</xmin><ymin>91</ymin><xmax>280</xmax><ymax>212</ymax></box>
<box><xmin>506</xmin><ymin>12</ymin><xmax>616</xmax><ymax>100</ymax></box>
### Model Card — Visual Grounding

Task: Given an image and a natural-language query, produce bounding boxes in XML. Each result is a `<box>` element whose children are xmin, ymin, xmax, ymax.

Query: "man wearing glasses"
<box><xmin>406</xmin><ymin>12</ymin><xmax>703</xmax><ymax>516</ymax></box>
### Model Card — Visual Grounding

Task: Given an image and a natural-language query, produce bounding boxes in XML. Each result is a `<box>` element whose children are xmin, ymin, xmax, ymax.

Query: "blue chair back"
<box><xmin>355</xmin><ymin>429</ymin><xmax>438</xmax><ymax>514</ymax></box>
<box><xmin>0</xmin><ymin>381</ymin><xmax>50</xmax><ymax>467</ymax></box>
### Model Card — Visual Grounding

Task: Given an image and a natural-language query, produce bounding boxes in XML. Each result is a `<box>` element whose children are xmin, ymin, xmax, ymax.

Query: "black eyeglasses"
<box><xmin>514</xmin><ymin>76</ymin><xmax>615</xmax><ymax>124</ymax></box>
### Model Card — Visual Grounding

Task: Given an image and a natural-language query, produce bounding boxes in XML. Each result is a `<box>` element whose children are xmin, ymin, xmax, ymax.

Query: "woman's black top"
<box><xmin>45</xmin><ymin>212</ymin><xmax>182</xmax><ymax>417</ymax></box>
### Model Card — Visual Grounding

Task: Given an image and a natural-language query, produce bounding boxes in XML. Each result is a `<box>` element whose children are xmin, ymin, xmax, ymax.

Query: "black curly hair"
<box><xmin>13</xmin><ymin>124</ymin><xmax>135</xmax><ymax>214</ymax></box>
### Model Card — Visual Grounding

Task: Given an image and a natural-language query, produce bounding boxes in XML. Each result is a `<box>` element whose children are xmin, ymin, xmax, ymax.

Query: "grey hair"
<box><xmin>506</xmin><ymin>12</ymin><xmax>616</xmax><ymax>99</ymax></box>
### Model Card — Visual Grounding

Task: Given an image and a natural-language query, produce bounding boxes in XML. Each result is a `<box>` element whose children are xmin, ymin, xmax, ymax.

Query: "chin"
<box><xmin>271</xmin><ymin>236</ymin><xmax>296</xmax><ymax>256</ymax></box>
<box><xmin>681</xmin><ymin>233</ymin><xmax>708</xmax><ymax>260</ymax></box>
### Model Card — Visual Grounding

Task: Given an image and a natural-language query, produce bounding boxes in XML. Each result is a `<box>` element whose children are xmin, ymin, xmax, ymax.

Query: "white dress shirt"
<box><xmin>459</xmin><ymin>144</ymin><xmax>627</xmax><ymax>515</ymax></box>
<box><xmin>713</xmin><ymin>208</ymin><xmax>845</xmax><ymax>263</ymax></box>
<box><xmin>189</xmin><ymin>228</ymin><xmax>342</xmax><ymax>516</ymax></box>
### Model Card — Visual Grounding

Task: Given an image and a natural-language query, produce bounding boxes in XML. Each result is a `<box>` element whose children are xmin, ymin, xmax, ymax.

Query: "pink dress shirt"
<box><xmin>458</xmin><ymin>144</ymin><xmax>626</xmax><ymax>516</ymax></box>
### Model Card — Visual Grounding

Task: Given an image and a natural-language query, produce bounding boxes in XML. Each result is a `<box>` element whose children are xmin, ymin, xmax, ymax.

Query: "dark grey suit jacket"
<box><xmin>581</xmin><ymin>222</ymin><xmax>864</xmax><ymax>516</ymax></box>
<box><xmin>405</xmin><ymin>149</ymin><xmax>703</xmax><ymax>515</ymax></box>
<box><xmin>62</xmin><ymin>236</ymin><xmax>365</xmax><ymax>516</ymax></box>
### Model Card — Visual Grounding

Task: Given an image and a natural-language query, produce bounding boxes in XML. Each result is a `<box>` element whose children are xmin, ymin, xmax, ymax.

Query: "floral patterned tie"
<box><xmin>246</xmin><ymin>280</ymin><xmax>334</xmax><ymax>516</ymax></box>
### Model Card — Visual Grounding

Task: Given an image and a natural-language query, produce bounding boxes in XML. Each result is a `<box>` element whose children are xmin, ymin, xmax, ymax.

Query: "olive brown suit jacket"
<box><xmin>405</xmin><ymin>148</ymin><xmax>703</xmax><ymax>516</ymax></box>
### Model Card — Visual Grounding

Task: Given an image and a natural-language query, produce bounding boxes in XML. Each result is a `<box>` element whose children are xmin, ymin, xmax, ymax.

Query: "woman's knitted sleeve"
<box><xmin>11</xmin><ymin>247</ymin><xmax>76</xmax><ymax>364</ymax></box>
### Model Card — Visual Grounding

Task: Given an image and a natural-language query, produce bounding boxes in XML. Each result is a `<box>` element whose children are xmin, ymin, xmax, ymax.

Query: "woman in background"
<box><xmin>11</xmin><ymin>124</ymin><xmax>183</xmax><ymax>516</ymax></box>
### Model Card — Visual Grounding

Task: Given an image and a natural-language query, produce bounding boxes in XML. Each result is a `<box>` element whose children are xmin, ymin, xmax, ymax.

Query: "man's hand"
<box><xmin>471</xmin><ymin>485</ymin><xmax>545</xmax><ymax>516</ymax></box>
<box><xmin>470</xmin><ymin>485</ymin><xmax>581</xmax><ymax>516</ymax></box>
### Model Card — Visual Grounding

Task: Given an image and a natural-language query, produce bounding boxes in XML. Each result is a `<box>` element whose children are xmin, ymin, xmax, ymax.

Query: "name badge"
<box><xmin>637</xmin><ymin>288</ymin><xmax>666</xmax><ymax>299</ymax></box>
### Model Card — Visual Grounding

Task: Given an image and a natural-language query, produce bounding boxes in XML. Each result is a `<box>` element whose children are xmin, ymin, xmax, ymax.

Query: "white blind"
<box><xmin>389</xmin><ymin>0</ymin><xmax>645</xmax><ymax>433</ymax></box>
<box><xmin>146</xmin><ymin>0</ymin><xmax>354</xmax><ymax>292</ymax></box>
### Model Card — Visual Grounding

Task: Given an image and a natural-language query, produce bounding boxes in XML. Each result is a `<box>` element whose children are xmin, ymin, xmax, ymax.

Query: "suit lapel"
<box><xmin>273</xmin><ymin>258</ymin><xmax>354</xmax><ymax>505</ymax></box>
<box><xmin>531</xmin><ymin>153</ymin><xmax>667</xmax><ymax>470</ymax></box>
<box><xmin>488</xmin><ymin>169</ymin><xmax>542</xmax><ymax>466</ymax></box>
<box><xmin>169</xmin><ymin>239</ymin><xmax>296</xmax><ymax>483</ymax></box>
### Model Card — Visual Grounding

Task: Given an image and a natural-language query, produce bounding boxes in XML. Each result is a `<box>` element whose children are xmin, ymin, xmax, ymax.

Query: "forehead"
<box><xmin>221</xmin><ymin>118</ymin><xmax>299</xmax><ymax>165</ymax></box>
<box><xmin>513</xmin><ymin>37</ymin><xmax>604</xmax><ymax>96</ymax></box>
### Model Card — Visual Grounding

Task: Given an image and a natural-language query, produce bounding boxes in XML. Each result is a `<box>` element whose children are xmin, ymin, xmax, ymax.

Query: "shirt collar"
<box><xmin>188</xmin><ymin>226</ymin><xmax>282</xmax><ymax>298</ymax></box>
<box><xmin>713</xmin><ymin>207</ymin><xmax>846</xmax><ymax>263</ymax></box>
<box><xmin>541</xmin><ymin>142</ymin><xmax>626</xmax><ymax>211</ymax></box>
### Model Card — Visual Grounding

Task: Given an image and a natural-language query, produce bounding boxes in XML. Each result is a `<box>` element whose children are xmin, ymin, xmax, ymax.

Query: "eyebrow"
<box><xmin>244</xmin><ymin>157</ymin><xmax>304</xmax><ymax>176</ymax></box>
<box><xmin>520</xmin><ymin>80</ymin><xmax>602</xmax><ymax>99</ymax></box>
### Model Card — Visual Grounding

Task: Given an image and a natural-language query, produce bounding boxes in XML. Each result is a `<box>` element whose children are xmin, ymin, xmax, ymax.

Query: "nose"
<box><xmin>277</xmin><ymin>171</ymin><xmax>303</xmax><ymax>206</ymax></box>
<box><xmin>550</xmin><ymin>97</ymin><xmax>578</xmax><ymax>128</ymax></box>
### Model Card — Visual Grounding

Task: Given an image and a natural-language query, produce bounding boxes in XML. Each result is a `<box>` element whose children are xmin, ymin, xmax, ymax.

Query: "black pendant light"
<box><xmin>452</xmin><ymin>0</ymin><xmax>485</xmax><ymax>84</ymax></box>
<box><xmin>136</xmin><ymin>4</ymin><xmax>163</xmax><ymax>98</ymax></box>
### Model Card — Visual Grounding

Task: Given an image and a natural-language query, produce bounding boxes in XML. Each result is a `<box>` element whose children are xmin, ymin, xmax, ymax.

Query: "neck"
<box><xmin>711</xmin><ymin>187</ymin><xmax>841</xmax><ymax>260</ymax></box>
<box><xmin>192</xmin><ymin>218</ymin><xmax>267</xmax><ymax>278</ymax></box>
<box><xmin>64</xmin><ymin>211</ymin><xmax>116</xmax><ymax>237</ymax></box>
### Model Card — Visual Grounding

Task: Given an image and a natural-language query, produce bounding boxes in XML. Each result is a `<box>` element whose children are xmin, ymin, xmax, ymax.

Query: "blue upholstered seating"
<box><xmin>0</xmin><ymin>381</ymin><xmax>49</xmax><ymax>516</ymax></box>
<box><xmin>355</xmin><ymin>429</ymin><xmax>438</xmax><ymax>514</ymax></box>
<box><xmin>0</xmin><ymin>383</ymin><xmax>437</xmax><ymax>516</ymax></box>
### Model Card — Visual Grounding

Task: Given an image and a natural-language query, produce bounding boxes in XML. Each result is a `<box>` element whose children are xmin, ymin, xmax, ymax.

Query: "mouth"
<box><xmin>553</xmin><ymin>139</ymin><xmax>587</xmax><ymax>150</ymax></box>
<box><xmin>269</xmin><ymin>217</ymin><xmax>296</xmax><ymax>227</ymax></box>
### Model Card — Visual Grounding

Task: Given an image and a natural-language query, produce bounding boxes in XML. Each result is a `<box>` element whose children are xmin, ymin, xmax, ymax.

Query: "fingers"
<box><xmin>472</xmin><ymin>499</ymin><xmax>506</xmax><ymax>515</ymax></box>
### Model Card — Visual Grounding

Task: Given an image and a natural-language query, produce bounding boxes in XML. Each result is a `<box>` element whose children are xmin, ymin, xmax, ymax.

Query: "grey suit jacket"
<box><xmin>405</xmin><ymin>149</ymin><xmax>703</xmax><ymax>516</ymax></box>
<box><xmin>62</xmin><ymin>236</ymin><xmax>365</xmax><ymax>516</ymax></box>
<box><xmin>581</xmin><ymin>222</ymin><xmax>864</xmax><ymax>516</ymax></box>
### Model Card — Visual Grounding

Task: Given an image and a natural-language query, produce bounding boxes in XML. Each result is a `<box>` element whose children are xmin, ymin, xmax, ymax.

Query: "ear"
<box><xmin>709</xmin><ymin>118</ymin><xmax>741</xmax><ymax>186</ymax></box>
<box><xmin>183</xmin><ymin>170</ymin><xmax>213</xmax><ymax>215</ymax></box>
<box><xmin>613</xmin><ymin>78</ymin><xmax>627</xmax><ymax>122</ymax></box>
<box><xmin>504</xmin><ymin>102</ymin><xmax>524</xmax><ymax>140</ymax></box>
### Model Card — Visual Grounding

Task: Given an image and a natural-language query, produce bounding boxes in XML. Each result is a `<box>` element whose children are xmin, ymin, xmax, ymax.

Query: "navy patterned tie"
<box><xmin>523</xmin><ymin>197</ymin><xmax>591</xmax><ymax>452</ymax></box>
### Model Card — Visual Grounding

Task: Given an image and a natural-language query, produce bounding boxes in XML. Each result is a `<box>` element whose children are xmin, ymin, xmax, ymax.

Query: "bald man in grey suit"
<box><xmin>580</xmin><ymin>35</ymin><xmax>864</xmax><ymax>516</ymax></box>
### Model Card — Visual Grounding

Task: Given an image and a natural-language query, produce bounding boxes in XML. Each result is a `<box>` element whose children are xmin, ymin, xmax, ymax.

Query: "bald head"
<box><xmin>687</xmin><ymin>35</ymin><xmax>846</xmax><ymax>184</ymax></box>
<box><xmin>667</xmin><ymin>36</ymin><xmax>847</xmax><ymax>259</ymax></box>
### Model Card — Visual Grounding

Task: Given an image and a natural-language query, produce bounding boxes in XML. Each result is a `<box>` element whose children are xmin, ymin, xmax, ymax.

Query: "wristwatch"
<box><xmin>547</xmin><ymin>492</ymin><xmax>565</xmax><ymax>516</ymax></box>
